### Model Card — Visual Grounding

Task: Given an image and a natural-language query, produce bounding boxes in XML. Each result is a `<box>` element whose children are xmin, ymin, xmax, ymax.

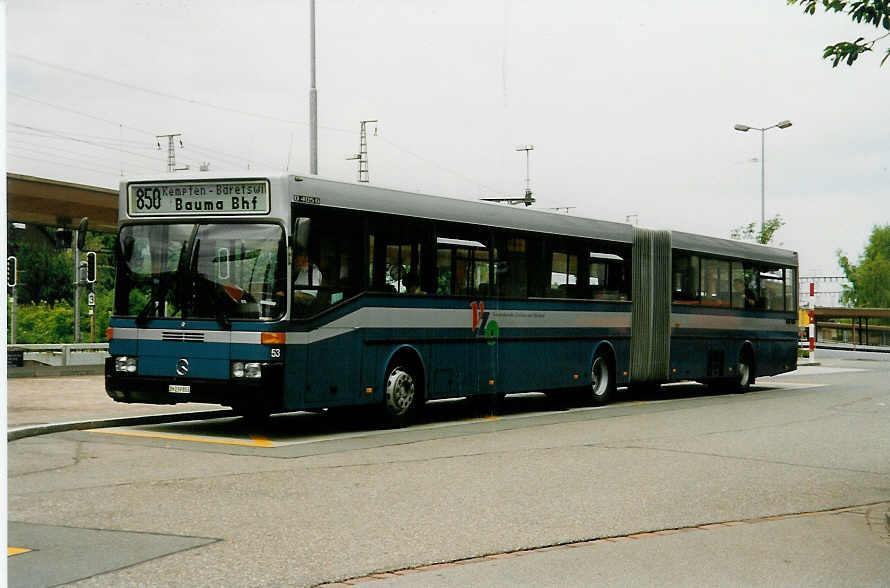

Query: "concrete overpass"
<box><xmin>7</xmin><ymin>173</ymin><xmax>118</xmax><ymax>232</ymax></box>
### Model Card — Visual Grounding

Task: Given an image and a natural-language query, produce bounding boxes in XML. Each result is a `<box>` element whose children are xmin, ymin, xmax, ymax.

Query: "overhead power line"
<box><xmin>8</xmin><ymin>122</ymin><xmax>165</xmax><ymax>162</ymax></box>
<box><xmin>10</xmin><ymin>52</ymin><xmax>345</xmax><ymax>130</ymax></box>
<box><xmin>8</xmin><ymin>153</ymin><xmax>130</xmax><ymax>178</ymax></box>
<box><xmin>10</xmin><ymin>53</ymin><xmax>510</xmax><ymax>195</ymax></box>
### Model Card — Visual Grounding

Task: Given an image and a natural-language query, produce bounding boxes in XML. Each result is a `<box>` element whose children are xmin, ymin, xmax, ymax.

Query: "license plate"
<box><xmin>169</xmin><ymin>385</ymin><xmax>190</xmax><ymax>394</ymax></box>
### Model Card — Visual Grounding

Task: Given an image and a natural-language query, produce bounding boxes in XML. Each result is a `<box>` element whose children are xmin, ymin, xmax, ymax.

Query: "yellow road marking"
<box><xmin>90</xmin><ymin>428</ymin><xmax>277</xmax><ymax>448</ymax></box>
<box><xmin>8</xmin><ymin>547</ymin><xmax>31</xmax><ymax>556</ymax></box>
<box><xmin>249</xmin><ymin>433</ymin><xmax>276</xmax><ymax>447</ymax></box>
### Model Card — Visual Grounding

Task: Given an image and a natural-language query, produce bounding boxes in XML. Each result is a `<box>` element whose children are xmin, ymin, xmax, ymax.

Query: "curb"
<box><xmin>7</xmin><ymin>409</ymin><xmax>235</xmax><ymax>442</ymax></box>
<box><xmin>796</xmin><ymin>362</ymin><xmax>822</xmax><ymax>367</ymax></box>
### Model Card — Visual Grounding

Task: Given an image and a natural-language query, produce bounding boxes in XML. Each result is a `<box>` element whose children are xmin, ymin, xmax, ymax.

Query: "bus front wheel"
<box><xmin>382</xmin><ymin>365</ymin><xmax>420</xmax><ymax>427</ymax></box>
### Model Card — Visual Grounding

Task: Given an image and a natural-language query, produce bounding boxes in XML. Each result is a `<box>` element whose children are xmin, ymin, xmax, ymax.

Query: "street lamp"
<box><xmin>733</xmin><ymin>120</ymin><xmax>792</xmax><ymax>239</ymax></box>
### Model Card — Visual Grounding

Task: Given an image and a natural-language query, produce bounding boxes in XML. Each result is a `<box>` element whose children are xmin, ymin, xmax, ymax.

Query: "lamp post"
<box><xmin>733</xmin><ymin>120</ymin><xmax>792</xmax><ymax>239</ymax></box>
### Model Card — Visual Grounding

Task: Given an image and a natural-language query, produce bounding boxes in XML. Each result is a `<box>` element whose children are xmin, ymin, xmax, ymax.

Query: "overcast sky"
<box><xmin>6</xmin><ymin>0</ymin><xmax>889</xmax><ymax>278</ymax></box>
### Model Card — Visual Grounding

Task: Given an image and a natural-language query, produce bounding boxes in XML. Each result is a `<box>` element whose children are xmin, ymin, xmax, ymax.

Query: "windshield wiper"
<box><xmin>135</xmin><ymin>278</ymin><xmax>168</xmax><ymax>327</ymax></box>
<box><xmin>191</xmin><ymin>239</ymin><xmax>231</xmax><ymax>329</ymax></box>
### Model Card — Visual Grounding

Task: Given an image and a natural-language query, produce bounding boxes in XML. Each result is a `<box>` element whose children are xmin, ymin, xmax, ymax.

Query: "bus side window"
<box><xmin>672</xmin><ymin>254</ymin><xmax>700</xmax><ymax>304</ymax></box>
<box><xmin>701</xmin><ymin>257</ymin><xmax>730</xmax><ymax>307</ymax></box>
<box><xmin>549</xmin><ymin>251</ymin><xmax>577</xmax><ymax>298</ymax></box>
<box><xmin>436</xmin><ymin>248</ymin><xmax>452</xmax><ymax>294</ymax></box>
<box><xmin>495</xmin><ymin>237</ymin><xmax>527</xmax><ymax>299</ymax></box>
<box><xmin>784</xmin><ymin>267</ymin><xmax>796</xmax><ymax>311</ymax></box>
<box><xmin>588</xmin><ymin>250</ymin><xmax>626</xmax><ymax>301</ymax></box>
<box><xmin>759</xmin><ymin>265</ymin><xmax>784</xmax><ymax>311</ymax></box>
<box><xmin>732</xmin><ymin>262</ymin><xmax>760</xmax><ymax>310</ymax></box>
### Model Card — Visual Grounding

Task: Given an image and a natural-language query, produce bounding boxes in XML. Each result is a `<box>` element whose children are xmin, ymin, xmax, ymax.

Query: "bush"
<box><xmin>8</xmin><ymin>290</ymin><xmax>112</xmax><ymax>344</ymax></box>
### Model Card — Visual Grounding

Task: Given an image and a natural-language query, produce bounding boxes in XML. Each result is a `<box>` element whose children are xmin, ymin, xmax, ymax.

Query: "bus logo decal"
<box><xmin>472</xmin><ymin>301</ymin><xmax>487</xmax><ymax>332</ymax></box>
<box><xmin>472</xmin><ymin>302</ymin><xmax>499</xmax><ymax>346</ymax></box>
<box><xmin>176</xmin><ymin>358</ymin><xmax>190</xmax><ymax>376</ymax></box>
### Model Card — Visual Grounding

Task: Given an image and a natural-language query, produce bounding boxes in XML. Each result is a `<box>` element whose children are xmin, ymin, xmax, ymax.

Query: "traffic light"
<box><xmin>86</xmin><ymin>251</ymin><xmax>97</xmax><ymax>283</ymax></box>
<box><xmin>7</xmin><ymin>256</ymin><xmax>17</xmax><ymax>287</ymax></box>
<box><xmin>55</xmin><ymin>228</ymin><xmax>72</xmax><ymax>249</ymax></box>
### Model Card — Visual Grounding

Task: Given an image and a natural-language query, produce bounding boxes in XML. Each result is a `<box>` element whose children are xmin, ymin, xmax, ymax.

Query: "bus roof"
<box><xmin>297</xmin><ymin>175</ymin><xmax>798</xmax><ymax>267</ymax></box>
<box><xmin>120</xmin><ymin>172</ymin><xmax>798</xmax><ymax>267</ymax></box>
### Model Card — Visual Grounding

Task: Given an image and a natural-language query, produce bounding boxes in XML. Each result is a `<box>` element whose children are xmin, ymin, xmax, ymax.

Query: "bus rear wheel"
<box><xmin>735</xmin><ymin>350</ymin><xmax>754</xmax><ymax>393</ymax></box>
<box><xmin>382</xmin><ymin>365</ymin><xmax>420</xmax><ymax>427</ymax></box>
<box><xmin>585</xmin><ymin>351</ymin><xmax>615</xmax><ymax>406</ymax></box>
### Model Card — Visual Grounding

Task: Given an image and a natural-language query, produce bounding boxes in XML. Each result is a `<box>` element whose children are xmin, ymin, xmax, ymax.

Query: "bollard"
<box><xmin>808</xmin><ymin>283</ymin><xmax>816</xmax><ymax>364</ymax></box>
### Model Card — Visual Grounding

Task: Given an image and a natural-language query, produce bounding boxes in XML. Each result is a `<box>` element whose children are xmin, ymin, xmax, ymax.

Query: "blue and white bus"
<box><xmin>106</xmin><ymin>172</ymin><xmax>799</xmax><ymax>425</ymax></box>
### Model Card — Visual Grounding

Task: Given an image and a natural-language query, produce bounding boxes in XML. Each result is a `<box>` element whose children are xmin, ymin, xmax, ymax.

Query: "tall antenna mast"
<box><xmin>346</xmin><ymin>119</ymin><xmax>378</xmax><ymax>183</ymax></box>
<box><xmin>309</xmin><ymin>0</ymin><xmax>318</xmax><ymax>175</ymax></box>
<box><xmin>156</xmin><ymin>133</ymin><xmax>186</xmax><ymax>172</ymax></box>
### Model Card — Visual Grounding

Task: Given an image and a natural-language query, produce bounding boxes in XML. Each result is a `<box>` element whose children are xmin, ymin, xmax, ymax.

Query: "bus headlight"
<box><xmin>244</xmin><ymin>362</ymin><xmax>262</xmax><ymax>378</ymax></box>
<box><xmin>231</xmin><ymin>361</ymin><xmax>263</xmax><ymax>379</ymax></box>
<box><xmin>114</xmin><ymin>356</ymin><xmax>137</xmax><ymax>373</ymax></box>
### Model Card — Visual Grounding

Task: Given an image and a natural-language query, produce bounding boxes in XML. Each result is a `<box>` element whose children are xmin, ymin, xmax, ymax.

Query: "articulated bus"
<box><xmin>106</xmin><ymin>172</ymin><xmax>799</xmax><ymax>425</ymax></box>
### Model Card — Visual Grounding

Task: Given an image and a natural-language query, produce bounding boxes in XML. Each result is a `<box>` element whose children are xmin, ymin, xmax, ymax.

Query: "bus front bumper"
<box><xmin>104</xmin><ymin>357</ymin><xmax>284</xmax><ymax>409</ymax></box>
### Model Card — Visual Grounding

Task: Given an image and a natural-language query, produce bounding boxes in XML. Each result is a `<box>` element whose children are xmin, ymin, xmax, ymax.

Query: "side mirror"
<box><xmin>121</xmin><ymin>235</ymin><xmax>135</xmax><ymax>261</ymax></box>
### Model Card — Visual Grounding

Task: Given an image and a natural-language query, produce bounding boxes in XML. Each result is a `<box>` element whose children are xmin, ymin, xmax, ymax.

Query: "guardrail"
<box><xmin>798</xmin><ymin>340</ymin><xmax>890</xmax><ymax>354</ymax></box>
<box><xmin>8</xmin><ymin>343</ymin><xmax>109</xmax><ymax>367</ymax></box>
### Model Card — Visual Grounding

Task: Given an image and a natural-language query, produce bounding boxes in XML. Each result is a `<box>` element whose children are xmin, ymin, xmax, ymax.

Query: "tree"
<box><xmin>788</xmin><ymin>0</ymin><xmax>890</xmax><ymax>67</ymax></box>
<box><xmin>730</xmin><ymin>214</ymin><xmax>786</xmax><ymax>245</ymax></box>
<box><xmin>15</xmin><ymin>247</ymin><xmax>73</xmax><ymax>306</ymax></box>
<box><xmin>837</xmin><ymin>224</ymin><xmax>890</xmax><ymax>307</ymax></box>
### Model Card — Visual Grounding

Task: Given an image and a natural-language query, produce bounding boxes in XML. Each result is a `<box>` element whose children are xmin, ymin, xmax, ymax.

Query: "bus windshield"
<box><xmin>115</xmin><ymin>222</ymin><xmax>286</xmax><ymax>322</ymax></box>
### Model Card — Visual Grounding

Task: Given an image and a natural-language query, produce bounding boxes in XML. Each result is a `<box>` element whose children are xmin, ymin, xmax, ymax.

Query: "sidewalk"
<box><xmin>6</xmin><ymin>374</ymin><xmax>221</xmax><ymax>429</ymax></box>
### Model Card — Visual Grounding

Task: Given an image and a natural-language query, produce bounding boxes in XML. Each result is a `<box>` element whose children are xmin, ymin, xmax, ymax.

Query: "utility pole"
<box><xmin>156</xmin><ymin>133</ymin><xmax>187</xmax><ymax>172</ymax></box>
<box><xmin>346</xmin><ymin>119</ymin><xmax>378</xmax><ymax>183</ymax></box>
<box><xmin>309</xmin><ymin>0</ymin><xmax>318</xmax><ymax>175</ymax></box>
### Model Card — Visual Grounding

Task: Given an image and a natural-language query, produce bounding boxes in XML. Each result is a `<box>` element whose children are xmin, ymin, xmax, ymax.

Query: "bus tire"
<box><xmin>382</xmin><ymin>364</ymin><xmax>420</xmax><ymax>427</ymax></box>
<box><xmin>586</xmin><ymin>350</ymin><xmax>615</xmax><ymax>406</ymax></box>
<box><xmin>736</xmin><ymin>349</ymin><xmax>755</xmax><ymax>393</ymax></box>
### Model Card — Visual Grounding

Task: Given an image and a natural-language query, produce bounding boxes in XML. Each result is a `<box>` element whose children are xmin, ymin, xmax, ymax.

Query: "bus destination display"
<box><xmin>127</xmin><ymin>180</ymin><xmax>271</xmax><ymax>216</ymax></box>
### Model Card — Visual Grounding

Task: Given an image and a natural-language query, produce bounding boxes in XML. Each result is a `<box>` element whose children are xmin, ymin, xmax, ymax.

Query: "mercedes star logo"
<box><xmin>176</xmin><ymin>358</ymin><xmax>190</xmax><ymax>376</ymax></box>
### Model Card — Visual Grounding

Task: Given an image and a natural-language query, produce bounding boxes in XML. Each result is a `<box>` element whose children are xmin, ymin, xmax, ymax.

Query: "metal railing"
<box><xmin>8</xmin><ymin>343</ymin><xmax>109</xmax><ymax>367</ymax></box>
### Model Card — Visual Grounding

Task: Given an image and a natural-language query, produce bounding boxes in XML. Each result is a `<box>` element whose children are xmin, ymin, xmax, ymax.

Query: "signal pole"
<box><xmin>73</xmin><ymin>218</ymin><xmax>88</xmax><ymax>343</ymax></box>
<box><xmin>346</xmin><ymin>119</ymin><xmax>378</xmax><ymax>182</ymax></box>
<box><xmin>8</xmin><ymin>256</ymin><xmax>17</xmax><ymax>344</ymax></box>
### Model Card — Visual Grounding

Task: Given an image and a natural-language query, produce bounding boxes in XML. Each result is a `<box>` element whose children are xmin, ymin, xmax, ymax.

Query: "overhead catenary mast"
<box><xmin>346</xmin><ymin>119</ymin><xmax>378</xmax><ymax>183</ymax></box>
<box><xmin>156</xmin><ymin>133</ymin><xmax>187</xmax><ymax>172</ymax></box>
<box><xmin>481</xmin><ymin>144</ymin><xmax>535</xmax><ymax>206</ymax></box>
